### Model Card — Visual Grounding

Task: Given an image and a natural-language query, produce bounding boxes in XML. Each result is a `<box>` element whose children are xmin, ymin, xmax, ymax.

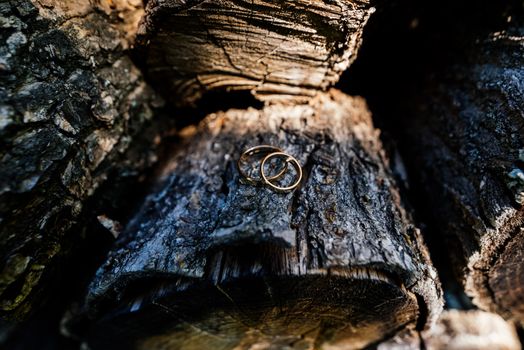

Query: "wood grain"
<box><xmin>138</xmin><ymin>0</ymin><xmax>375</xmax><ymax>105</ymax></box>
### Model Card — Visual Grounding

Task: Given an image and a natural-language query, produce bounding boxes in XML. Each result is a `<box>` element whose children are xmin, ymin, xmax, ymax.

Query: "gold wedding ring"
<box><xmin>238</xmin><ymin>145</ymin><xmax>302</xmax><ymax>192</ymax></box>
<box><xmin>237</xmin><ymin>145</ymin><xmax>288</xmax><ymax>184</ymax></box>
<box><xmin>260</xmin><ymin>152</ymin><xmax>302</xmax><ymax>192</ymax></box>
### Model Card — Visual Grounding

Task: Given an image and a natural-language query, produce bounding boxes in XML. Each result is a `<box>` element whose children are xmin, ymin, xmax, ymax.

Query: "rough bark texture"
<box><xmin>401</xmin><ymin>21</ymin><xmax>524</xmax><ymax>323</ymax></box>
<box><xmin>0</xmin><ymin>0</ymin><xmax>157</xmax><ymax>321</ymax></box>
<box><xmin>138</xmin><ymin>0</ymin><xmax>375</xmax><ymax>106</ymax></box>
<box><xmin>80</xmin><ymin>90</ymin><xmax>442</xmax><ymax>349</ymax></box>
<box><xmin>378</xmin><ymin>310</ymin><xmax>521</xmax><ymax>350</ymax></box>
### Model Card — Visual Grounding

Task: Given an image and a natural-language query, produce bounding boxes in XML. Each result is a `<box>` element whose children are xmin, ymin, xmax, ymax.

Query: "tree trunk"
<box><xmin>0</xmin><ymin>0</ymin><xmax>157</xmax><ymax>321</ymax></box>
<box><xmin>80</xmin><ymin>90</ymin><xmax>442</xmax><ymax>349</ymax></box>
<box><xmin>400</xmin><ymin>20</ymin><xmax>524</xmax><ymax>324</ymax></box>
<box><xmin>137</xmin><ymin>0</ymin><xmax>375</xmax><ymax>106</ymax></box>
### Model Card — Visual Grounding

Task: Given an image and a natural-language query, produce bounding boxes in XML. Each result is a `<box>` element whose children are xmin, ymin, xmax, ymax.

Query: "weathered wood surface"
<box><xmin>400</xmin><ymin>21</ymin><xmax>524</xmax><ymax>323</ymax></box>
<box><xmin>82</xmin><ymin>90</ymin><xmax>442</xmax><ymax>349</ymax></box>
<box><xmin>138</xmin><ymin>0</ymin><xmax>375</xmax><ymax>106</ymax></box>
<box><xmin>0</xmin><ymin>0</ymin><xmax>157</xmax><ymax>321</ymax></box>
<box><xmin>378</xmin><ymin>310</ymin><xmax>521</xmax><ymax>350</ymax></box>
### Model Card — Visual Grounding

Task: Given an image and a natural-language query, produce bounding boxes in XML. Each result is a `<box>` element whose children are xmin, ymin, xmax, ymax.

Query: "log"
<box><xmin>0</xmin><ymin>0</ymin><xmax>157</xmax><ymax>321</ymax></box>
<box><xmin>400</xmin><ymin>21</ymin><xmax>524</xmax><ymax>323</ymax></box>
<box><xmin>378</xmin><ymin>310</ymin><xmax>521</xmax><ymax>350</ymax></box>
<box><xmin>81</xmin><ymin>90</ymin><xmax>442</xmax><ymax>349</ymax></box>
<box><xmin>137</xmin><ymin>0</ymin><xmax>376</xmax><ymax>106</ymax></box>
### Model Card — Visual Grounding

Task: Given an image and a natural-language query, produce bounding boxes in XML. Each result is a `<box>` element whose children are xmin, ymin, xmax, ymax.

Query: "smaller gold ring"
<box><xmin>238</xmin><ymin>145</ymin><xmax>287</xmax><ymax>184</ymax></box>
<box><xmin>260</xmin><ymin>152</ymin><xmax>302</xmax><ymax>192</ymax></box>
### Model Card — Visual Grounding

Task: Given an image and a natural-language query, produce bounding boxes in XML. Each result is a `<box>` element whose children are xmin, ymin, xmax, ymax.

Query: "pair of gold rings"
<box><xmin>237</xmin><ymin>145</ymin><xmax>303</xmax><ymax>192</ymax></box>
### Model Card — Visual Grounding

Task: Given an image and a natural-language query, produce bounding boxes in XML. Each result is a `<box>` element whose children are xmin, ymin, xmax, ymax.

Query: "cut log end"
<box><xmin>88</xmin><ymin>273</ymin><xmax>418</xmax><ymax>350</ymax></box>
<box><xmin>138</xmin><ymin>0</ymin><xmax>375</xmax><ymax>106</ymax></box>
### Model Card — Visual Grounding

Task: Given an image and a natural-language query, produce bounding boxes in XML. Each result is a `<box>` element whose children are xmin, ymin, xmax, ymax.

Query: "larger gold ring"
<box><xmin>237</xmin><ymin>145</ymin><xmax>288</xmax><ymax>184</ymax></box>
<box><xmin>260</xmin><ymin>152</ymin><xmax>302</xmax><ymax>192</ymax></box>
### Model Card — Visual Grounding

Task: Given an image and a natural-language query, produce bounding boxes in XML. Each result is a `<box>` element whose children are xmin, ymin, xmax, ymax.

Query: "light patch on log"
<box><xmin>378</xmin><ymin>310</ymin><xmax>521</xmax><ymax>350</ymax></box>
<box><xmin>138</xmin><ymin>0</ymin><xmax>375</xmax><ymax>105</ymax></box>
<box><xmin>425</xmin><ymin>310</ymin><xmax>521</xmax><ymax>350</ymax></box>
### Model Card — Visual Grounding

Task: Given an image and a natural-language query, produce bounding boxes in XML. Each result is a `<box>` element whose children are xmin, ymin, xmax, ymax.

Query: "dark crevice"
<box><xmin>418</xmin><ymin>330</ymin><xmax>427</xmax><ymax>350</ymax></box>
<box><xmin>414</xmin><ymin>293</ymin><xmax>429</xmax><ymax>331</ymax></box>
<box><xmin>150</xmin><ymin>89</ymin><xmax>264</xmax><ymax>131</ymax></box>
<box><xmin>518</xmin><ymin>326</ymin><xmax>524</xmax><ymax>346</ymax></box>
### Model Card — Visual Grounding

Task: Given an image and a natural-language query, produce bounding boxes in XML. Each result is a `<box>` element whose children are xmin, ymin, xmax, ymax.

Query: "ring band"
<box><xmin>260</xmin><ymin>152</ymin><xmax>302</xmax><ymax>192</ymax></box>
<box><xmin>238</xmin><ymin>145</ymin><xmax>288</xmax><ymax>184</ymax></box>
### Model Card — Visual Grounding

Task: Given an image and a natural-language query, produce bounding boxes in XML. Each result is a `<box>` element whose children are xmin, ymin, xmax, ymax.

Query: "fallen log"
<box><xmin>82</xmin><ymin>90</ymin><xmax>442</xmax><ymax>349</ymax></box>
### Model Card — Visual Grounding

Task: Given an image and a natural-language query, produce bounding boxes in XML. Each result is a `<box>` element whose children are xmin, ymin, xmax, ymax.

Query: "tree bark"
<box><xmin>0</xmin><ymin>0</ymin><xmax>157</xmax><ymax>321</ymax></box>
<box><xmin>400</xmin><ymin>20</ymin><xmax>524</xmax><ymax>323</ymax></box>
<box><xmin>80</xmin><ymin>90</ymin><xmax>442</xmax><ymax>349</ymax></box>
<box><xmin>137</xmin><ymin>0</ymin><xmax>375</xmax><ymax>106</ymax></box>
